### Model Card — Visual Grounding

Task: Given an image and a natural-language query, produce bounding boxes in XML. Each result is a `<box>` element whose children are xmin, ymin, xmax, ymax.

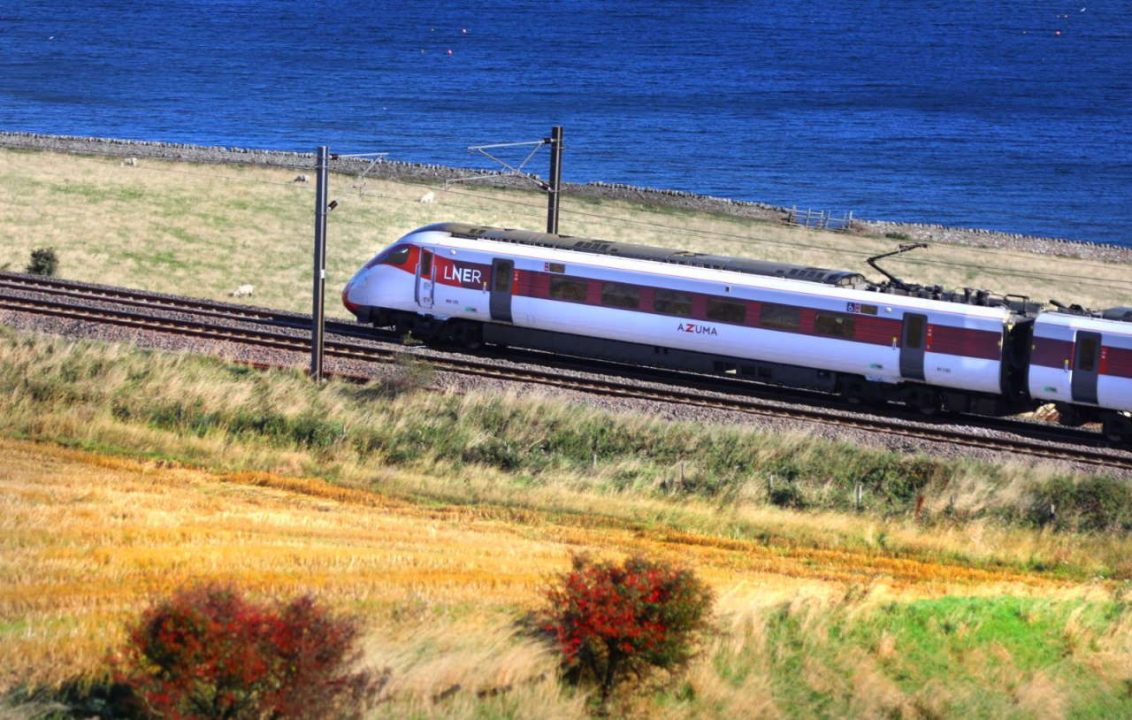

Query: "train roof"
<box><xmin>424</xmin><ymin>222</ymin><xmax>867</xmax><ymax>288</ymax></box>
<box><xmin>1104</xmin><ymin>306</ymin><xmax>1132</xmax><ymax>322</ymax></box>
<box><xmin>415</xmin><ymin>222</ymin><xmax>1038</xmax><ymax>316</ymax></box>
<box><xmin>1040</xmin><ymin>305</ymin><xmax>1132</xmax><ymax>325</ymax></box>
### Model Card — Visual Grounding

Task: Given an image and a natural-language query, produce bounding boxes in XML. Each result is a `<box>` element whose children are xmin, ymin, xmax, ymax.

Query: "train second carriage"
<box><xmin>344</xmin><ymin>223</ymin><xmax>1044</xmax><ymax>418</ymax></box>
<box><xmin>1029</xmin><ymin>308</ymin><xmax>1132</xmax><ymax>442</ymax></box>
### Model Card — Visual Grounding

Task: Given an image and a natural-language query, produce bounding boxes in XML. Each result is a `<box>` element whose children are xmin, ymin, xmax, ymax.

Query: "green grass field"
<box><xmin>3</xmin><ymin>147</ymin><xmax>1132</xmax><ymax>718</ymax></box>
<box><xmin>2</xmin><ymin>147</ymin><xmax>1130</xmax><ymax>314</ymax></box>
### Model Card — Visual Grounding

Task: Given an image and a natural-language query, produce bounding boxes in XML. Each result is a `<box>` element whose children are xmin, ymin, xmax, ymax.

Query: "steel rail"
<box><xmin>2</xmin><ymin>280</ymin><xmax>1130</xmax><ymax>472</ymax></box>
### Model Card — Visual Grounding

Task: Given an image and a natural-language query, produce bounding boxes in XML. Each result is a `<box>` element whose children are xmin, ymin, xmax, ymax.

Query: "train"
<box><xmin>342</xmin><ymin>222</ymin><xmax>1132</xmax><ymax>446</ymax></box>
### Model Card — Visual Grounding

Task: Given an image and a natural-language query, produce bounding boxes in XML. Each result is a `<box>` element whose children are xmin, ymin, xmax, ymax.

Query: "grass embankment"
<box><xmin>3</xmin><ymin>330</ymin><xmax>1132</xmax><ymax>717</ymax></box>
<box><xmin>1</xmin><ymin>147</ymin><xmax>1130</xmax><ymax>312</ymax></box>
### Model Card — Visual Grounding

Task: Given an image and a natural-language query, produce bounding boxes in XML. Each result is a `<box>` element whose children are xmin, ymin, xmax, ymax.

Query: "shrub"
<box><xmin>769</xmin><ymin>481</ymin><xmax>807</xmax><ymax>510</ymax></box>
<box><xmin>26</xmin><ymin>247</ymin><xmax>58</xmax><ymax>276</ymax></box>
<box><xmin>543</xmin><ymin>554</ymin><xmax>713</xmax><ymax>705</ymax></box>
<box><xmin>115</xmin><ymin>582</ymin><xmax>385</xmax><ymax>719</ymax></box>
<box><xmin>1030</xmin><ymin>475</ymin><xmax>1132</xmax><ymax>532</ymax></box>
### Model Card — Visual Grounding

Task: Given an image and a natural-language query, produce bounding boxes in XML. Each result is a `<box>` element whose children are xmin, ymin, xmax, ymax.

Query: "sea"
<box><xmin>2</xmin><ymin>1</ymin><xmax>1130</xmax><ymax>246</ymax></box>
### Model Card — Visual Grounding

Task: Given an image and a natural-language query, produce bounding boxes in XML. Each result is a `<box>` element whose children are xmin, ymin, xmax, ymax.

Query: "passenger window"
<box><xmin>601</xmin><ymin>283</ymin><xmax>640</xmax><ymax>309</ymax></box>
<box><xmin>760</xmin><ymin>303</ymin><xmax>801</xmax><ymax>331</ymax></box>
<box><xmin>706</xmin><ymin>297</ymin><xmax>746</xmax><ymax>323</ymax></box>
<box><xmin>815</xmin><ymin>312</ymin><xmax>854</xmax><ymax>338</ymax></box>
<box><xmin>549</xmin><ymin>276</ymin><xmax>588</xmax><ymax>302</ymax></box>
<box><xmin>654</xmin><ymin>289</ymin><xmax>693</xmax><ymax>317</ymax></box>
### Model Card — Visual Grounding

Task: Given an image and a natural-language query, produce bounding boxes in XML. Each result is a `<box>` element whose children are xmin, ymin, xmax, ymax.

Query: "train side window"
<box><xmin>814</xmin><ymin>311</ymin><xmax>854</xmax><ymax>338</ymax></box>
<box><xmin>549</xmin><ymin>276</ymin><xmax>588</xmax><ymax>302</ymax></box>
<box><xmin>1077</xmin><ymin>337</ymin><xmax>1098</xmax><ymax>372</ymax></box>
<box><xmin>601</xmin><ymin>282</ymin><xmax>640</xmax><ymax>309</ymax></box>
<box><xmin>760</xmin><ymin>303</ymin><xmax>800</xmax><ymax>331</ymax></box>
<box><xmin>419</xmin><ymin>249</ymin><xmax>433</xmax><ymax>276</ymax></box>
<box><xmin>706</xmin><ymin>297</ymin><xmax>746</xmax><ymax>323</ymax></box>
<box><xmin>654</xmin><ymin>289</ymin><xmax>693</xmax><ymax>317</ymax></box>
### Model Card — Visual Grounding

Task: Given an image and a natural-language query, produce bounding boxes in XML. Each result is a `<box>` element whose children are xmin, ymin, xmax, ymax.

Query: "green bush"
<box><xmin>26</xmin><ymin>247</ymin><xmax>58</xmax><ymax>276</ymax></box>
<box><xmin>769</xmin><ymin>481</ymin><xmax>807</xmax><ymax>510</ymax></box>
<box><xmin>1030</xmin><ymin>475</ymin><xmax>1132</xmax><ymax>532</ymax></box>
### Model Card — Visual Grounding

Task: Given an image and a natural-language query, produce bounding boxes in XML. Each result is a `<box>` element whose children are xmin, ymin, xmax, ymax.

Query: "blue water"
<box><xmin>2</xmin><ymin>1</ymin><xmax>1130</xmax><ymax>245</ymax></box>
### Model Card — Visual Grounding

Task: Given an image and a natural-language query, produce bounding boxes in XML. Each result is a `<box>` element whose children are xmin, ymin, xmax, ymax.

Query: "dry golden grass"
<box><xmin>0</xmin><ymin>436</ymin><xmax>1112</xmax><ymax>703</ymax></box>
<box><xmin>1</xmin><ymin>148</ymin><xmax>1129</xmax><ymax>313</ymax></box>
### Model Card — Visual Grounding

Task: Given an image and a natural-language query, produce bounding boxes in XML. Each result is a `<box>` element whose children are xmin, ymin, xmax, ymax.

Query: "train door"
<box><xmin>489</xmin><ymin>259</ymin><xmax>514</xmax><ymax>323</ymax></box>
<box><xmin>1071</xmin><ymin>331</ymin><xmax>1101</xmax><ymax>405</ymax></box>
<box><xmin>899</xmin><ymin>313</ymin><xmax>927</xmax><ymax>380</ymax></box>
<box><xmin>416</xmin><ymin>248</ymin><xmax>435</xmax><ymax>310</ymax></box>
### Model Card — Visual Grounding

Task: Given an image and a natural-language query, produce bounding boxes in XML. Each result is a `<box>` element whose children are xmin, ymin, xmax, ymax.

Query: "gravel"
<box><xmin>3</xmin><ymin>280</ymin><xmax>1128</xmax><ymax>478</ymax></box>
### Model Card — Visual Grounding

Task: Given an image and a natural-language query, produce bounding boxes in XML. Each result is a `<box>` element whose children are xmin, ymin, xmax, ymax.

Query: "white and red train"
<box><xmin>342</xmin><ymin>222</ymin><xmax>1132</xmax><ymax>445</ymax></box>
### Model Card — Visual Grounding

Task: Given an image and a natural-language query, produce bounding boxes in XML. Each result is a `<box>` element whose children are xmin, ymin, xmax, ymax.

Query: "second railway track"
<box><xmin>2</xmin><ymin>272</ymin><xmax>1131</xmax><ymax>473</ymax></box>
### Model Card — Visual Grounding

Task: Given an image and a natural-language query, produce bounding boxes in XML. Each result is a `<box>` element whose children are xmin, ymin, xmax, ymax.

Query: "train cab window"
<box><xmin>419</xmin><ymin>249</ymin><xmax>433</xmax><ymax>276</ymax></box>
<box><xmin>601</xmin><ymin>283</ymin><xmax>640</xmax><ymax>309</ymax></box>
<box><xmin>549</xmin><ymin>276</ymin><xmax>588</xmax><ymax>302</ymax></box>
<box><xmin>384</xmin><ymin>246</ymin><xmax>410</xmax><ymax>266</ymax></box>
<box><xmin>814</xmin><ymin>311</ymin><xmax>855</xmax><ymax>338</ymax></box>
<box><xmin>706</xmin><ymin>297</ymin><xmax>746</xmax><ymax>324</ymax></box>
<box><xmin>364</xmin><ymin>244</ymin><xmax>410</xmax><ymax>269</ymax></box>
<box><xmin>759</xmin><ymin>303</ymin><xmax>801</xmax><ymax>331</ymax></box>
<box><xmin>1077</xmin><ymin>337</ymin><xmax>1098</xmax><ymax>372</ymax></box>
<box><xmin>654</xmin><ymin>289</ymin><xmax>693</xmax><ymax>317</ymax></box>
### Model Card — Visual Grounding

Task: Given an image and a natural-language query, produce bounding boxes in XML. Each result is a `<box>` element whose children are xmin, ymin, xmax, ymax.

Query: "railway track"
<box><xmin>2</xmin><ymin>272</ymin><xmax>1131</xmax><ymax>473</ymax></box>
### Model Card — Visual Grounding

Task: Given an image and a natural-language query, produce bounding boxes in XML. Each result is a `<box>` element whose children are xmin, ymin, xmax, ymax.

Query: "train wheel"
<box><xmin>902</xmin><ymin>385</ymin><xmax>940</xmax><ymax>416</ymax></box>
<box><xmin>839</xmin><ymin>376</ymin><xmax>883</xmax><ymax>407</ymax></box>
<box><xmin>440</xmin><ymin>320</ymin><xmax>483</xmax><ymax>350</ymax></box>
<box><xmin>1055</xmin><ymin>404</ymin><xmax>1084</xmax><ymax>427</ymax></box>
<box><xmin>455</xmin><ymin>320</ymin><xmax>483</xmax><ymax>350</ymax></box>
<box><xmin>1102</xmin><ymin>414</ymin><xmax>1130</xmax><ymax>445</ymax></box>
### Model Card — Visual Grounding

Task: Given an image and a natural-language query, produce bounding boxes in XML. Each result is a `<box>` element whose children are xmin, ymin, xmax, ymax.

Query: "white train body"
<box><xmin>345</xmin><ymin>224</ymin><xmax>1015</xmax><ymax>402</ymax></box>
<box><xmin>1030</xmin><ymin>311</ymin><xmax>1132</xmax><ymax>413</ymax></box>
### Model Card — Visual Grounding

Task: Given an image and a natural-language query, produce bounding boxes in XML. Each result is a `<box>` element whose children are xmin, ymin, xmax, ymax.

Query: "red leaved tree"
<box><xmin>543</xmin><ymin>554</ymin><xmax>713</xmax><ymax>704</ymax></box>
<box><xmin>114</xmin><ymin>582</ymin><xmax>385</xmax><ymax>719</ymax></box>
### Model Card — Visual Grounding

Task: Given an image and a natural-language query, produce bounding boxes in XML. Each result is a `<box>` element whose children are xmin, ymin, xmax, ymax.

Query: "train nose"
<box><xmin>342</xmin><ymin>286</ymin><xmax>360</xmax><ymax>314</ymax></box>
<box><xmin>341</xmin><ymin>274</ymin><xmax>364</xmax><ymax>316</ymax></box>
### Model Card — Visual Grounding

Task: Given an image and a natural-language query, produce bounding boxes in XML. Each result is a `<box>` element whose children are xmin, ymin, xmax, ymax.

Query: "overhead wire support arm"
<box><xmin>453</xmin><ymin>138</ymin><xmax>553</xmax><ymax>190</ymax></box>
<box><xmin>332</xmin><ymin>151</ymin><xmax>389</xmax><ymax>193</ymax></box>
<box><xmin>866</xmin><ymin>243</ymin><xmax>928</xmax><ymax>290</ymax></box>
<box><xmin>453</xmin><ymin>126</ymin><xmax>564</xmax><ymax>234</ymax></box>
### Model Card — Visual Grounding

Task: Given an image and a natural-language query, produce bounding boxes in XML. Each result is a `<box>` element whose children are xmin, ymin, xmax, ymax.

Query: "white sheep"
<box><xmin>418</xmin><ymin>191</ymin><xmax>436</xmax><ymax>204</ymax></box>
<box><xmin>229</xmin><ymin>284</ymin><xmax>255</xmax><ymax>298</ymax></box>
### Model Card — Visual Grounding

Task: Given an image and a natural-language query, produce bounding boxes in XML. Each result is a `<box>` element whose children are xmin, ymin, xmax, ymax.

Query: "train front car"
<box><xmin>1029</xmin><ymin>308</ymin><xmax>1132</xmax><ymax>444</ymax></box>
<box><xmin>342</xmin><ymin>226</ymin><xmax>450</xmax><ymax>328</ymax></box>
